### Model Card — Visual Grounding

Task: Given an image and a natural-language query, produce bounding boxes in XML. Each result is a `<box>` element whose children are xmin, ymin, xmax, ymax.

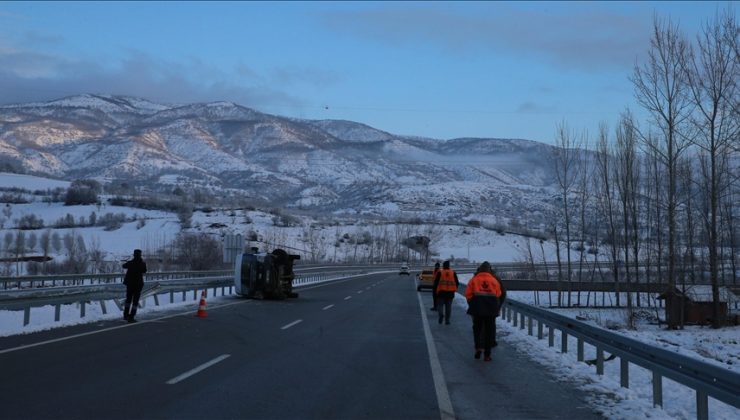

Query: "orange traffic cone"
<box><xmin>196</xmin><ymin>290</ymin><xmax>208</xmax><ymax>318</ymax></box>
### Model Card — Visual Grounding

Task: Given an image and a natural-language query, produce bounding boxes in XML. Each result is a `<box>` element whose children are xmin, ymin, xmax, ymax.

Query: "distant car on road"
<box><xmin>399</xmin><ymin>265</ymin><xmax>410</xmax><ymax>275</ymax></box>
<box><xmin>416</xmin><ymin>269</ymin><xmax>435</xmax><ymax>291</ymax></box>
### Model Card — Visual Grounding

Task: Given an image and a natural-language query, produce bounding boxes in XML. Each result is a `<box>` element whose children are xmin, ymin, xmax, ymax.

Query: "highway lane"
<box><xmin>0</xmin><ymin>272</ymin><xmax>602</xmax><ymax>419</ymax></box>
<box><xmin>0</xmin><ymin>273</ymin><xmax>439</xmax><ymax>419</ymax></box>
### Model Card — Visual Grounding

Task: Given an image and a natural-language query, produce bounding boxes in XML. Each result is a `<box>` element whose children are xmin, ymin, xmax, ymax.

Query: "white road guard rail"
<box><xmin>501</xmin><ymin>299</ymin><xmax>740</xmax><ymax>420</ymax></box>
<box><xmin>0</xmin><ymin>268</ymin><xmax>384</xmax><ymax>326</ymax></box>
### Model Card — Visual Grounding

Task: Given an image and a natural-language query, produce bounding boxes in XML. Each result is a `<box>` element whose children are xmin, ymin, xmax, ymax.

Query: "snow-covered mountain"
<box><xmin>0</xmin><ymin>94</ymin><xmax>560</xmax><ymax>221</ymax></box>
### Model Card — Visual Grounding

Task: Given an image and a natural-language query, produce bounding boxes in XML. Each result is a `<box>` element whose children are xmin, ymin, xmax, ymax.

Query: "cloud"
<box><xmin>0</xmin><ymin>44</ymin><xmax>329</xmax><ymax>110</ymax></box>
<box><xmin>320</xmin><ymin>4</ymin><xmax>649</xmax><ymax>72</ymax></box>
<box><xmin>515</xmin><ymin>101</ymin><xmax>557</xmax><ymax>114</ymax></box>
<box><xmin>22</xmin><ymin>31</ymin><xmax>64</xmax><ymax>47</ymax></box>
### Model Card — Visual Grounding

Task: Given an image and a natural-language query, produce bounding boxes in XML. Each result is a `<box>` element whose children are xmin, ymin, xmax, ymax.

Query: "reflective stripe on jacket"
<box><xmin>437</xmin><ymin>269</ymin><xmax>458</xmax><ymax>292</ymax></box>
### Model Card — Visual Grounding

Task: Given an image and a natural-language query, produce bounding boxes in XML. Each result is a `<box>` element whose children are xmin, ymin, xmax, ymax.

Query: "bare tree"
<box><xmin>40</xmin><ymin>229</ymin><xmax>51</xmax><ymax>261</ymax></box>
<box><xmin>87</xmin><ymin>236</ymin><xmax>106</xmax><ymax>274</ymax></box>
<box><xmin>553</xmin><ymin>121</ymin><xmax>582</xmax><ymax>306</ymax></box>
<box><xmin>684</xmin><ymin>8</ymin><xmax>740</xmax><ymax>328</ymax></box>
<box><xmin>63</xmin><ymin>232</ymin><xmax>88</xmax><ymax>274</ymax></box>
<box><xmin>631</xmin><ymin>16</ymin><xmax>694</xmax><ymax>328</ymax></box>
<box><xmin>14</xmin><ymin>231</ymin><xmax>25</xmax><ymax>274</ymax></box>
<box><xmin>596</xmin><ymin>123</ymin><xmax>621</xmax><ymax>307</ymax></box>
<box><xmin>575</xmin><ymin>134</ymin><xmax>592</xmax><ymax>306</ymax></box>
<box><xmin>27</xmin><ymin>232</ymin><xmax>38</xmax><ymax>254</ymax></box>
<box><xmin>3</xmin><ymin>232</ymin><xmax>12</xmax><ymax>258</ymax></box>
<box><xmin>174</xmin><ymin>232</ymin><xmax>223</xmax><ymax>270</ymax></box>
<box><xmin>615</xmin><ymin>113</ymin><xmax>641</xmax><ymax>311</ymax></box>
<box><xmin>51</xmin><ymin>231</ymin><xmax>62</xmax><ymax>254</ymax></box>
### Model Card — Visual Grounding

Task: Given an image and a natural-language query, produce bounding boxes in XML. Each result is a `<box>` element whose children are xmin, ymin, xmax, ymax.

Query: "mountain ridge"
<box><xmin>0</xmin><ymin>94</ymin><xmax>559</xmax><ymax>224</ymax></box>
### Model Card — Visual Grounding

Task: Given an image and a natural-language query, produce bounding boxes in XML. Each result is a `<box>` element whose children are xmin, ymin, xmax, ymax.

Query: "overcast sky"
<box><xmin>0</xmin><ymin>1</ymin><xmax>733</xmax><ymax>143</ymax></box>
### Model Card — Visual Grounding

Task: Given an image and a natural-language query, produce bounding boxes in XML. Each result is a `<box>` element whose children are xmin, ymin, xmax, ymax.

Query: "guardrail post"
<box><xmin>527</xmin><ymin>317</ymin><xmax>533</xmax><ymax>336</ymax></box>
<box><xmin>561</xmin><ymin>331</ymin><xmax>568</xmax><ymax>353</ymax></box>
<box><xmin>182</xmin><ymin>291</ymin><xmax>186</xmax><ymax>301</ymax></box>
<box><xmin>596</xmin><ymin>348</ymin><xmax>604</xmax><ymax>375</ymax></box>
<box><xmin>513</xmin><ymin>310</ymin><xmax>518</xmax><ymax>327</ymax></box>
<box><xmin>653</xmin><ymin>372</ymin><xmax>663</xmax><ymax>407</ymax></box>
<box><xmin>23</xmin><ymin>307</ymin><xmax>30</xmax><ymax>326</ymax></box>
<box><xmin>80</xmin><ymin>302</ymin><xmax>86</xmax><ymax>318</ymax></box>
<box><xmin>577</xmin><ymin>338</ymin><xmax>584</xmax><ymax>361</ymax></box>
<box><xmin>519</xmin><ymin>313</ymin><xmax>525</xmax><ymax>330</ymax></box>
<box><xmin>153</xmin><ymin>294</ymin><xmax>159</xmax><ymax>306</ymax></box>
<box><xmin>548</xmin><ymin>326</ymin><xmax>554</xmax><ymax>347</ymax></box>
<box><xmin>54</xmin><ymin>304</ymin><xmax>61</xmax><ymax>322</ymax></box>
<box><xmin>620</xmin><ymin>358</ymin><xmax>629</xmax><ymax>388</ymax></box>
<box><xmin>99</xmin><ymin>300</ymin><xmax>107</xmax><ymax>315</ymax></box>
<box><xmin>696</xmin><ymin>390</ymin><xmax>708</xmax><ymax>420</ymax></box>
<box><xmin>537</xmin><ymin>321</ymin><xmax>544</xmax><ymax>339</ymax></box>
<box><xmin>170</xmin><ymin>291</ymin><xmax>174</xmax><ymax>304</ymax></box>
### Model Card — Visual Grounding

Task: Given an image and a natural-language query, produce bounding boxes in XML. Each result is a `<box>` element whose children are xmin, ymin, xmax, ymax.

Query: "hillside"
<box><xmin>0</xmin><ymin>94</ymin><xmax>560</xmax><ymax>225</ymax></box>
<box><xmin>0</xmin><ymin>172</ymin><xmax>562</xmax><ymax>272</ymax></box>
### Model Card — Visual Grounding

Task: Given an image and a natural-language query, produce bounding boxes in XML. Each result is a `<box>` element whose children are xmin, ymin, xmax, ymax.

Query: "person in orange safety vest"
<box><xmin>465</xmin><ymin>261</ymin><xmax>506</xmax><ymax>361</ymax></box>
<box><xmin>433</xmin><ymin>260</ymin><xmax>459</xmax><ymax>325</ymax></box>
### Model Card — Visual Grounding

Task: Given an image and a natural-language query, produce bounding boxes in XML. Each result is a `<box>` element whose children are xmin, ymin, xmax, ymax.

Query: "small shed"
<box><xmin>657</xmin><ymin>286</ymin><xmax>733</xmax><ymax>326</ymax></box>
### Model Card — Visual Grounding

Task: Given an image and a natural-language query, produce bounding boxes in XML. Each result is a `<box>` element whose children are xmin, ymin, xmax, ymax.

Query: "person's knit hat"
<box><xmin>478</xmin><ymin>261</ymin><xmax>492</xmax><ymax>273</ymax></box>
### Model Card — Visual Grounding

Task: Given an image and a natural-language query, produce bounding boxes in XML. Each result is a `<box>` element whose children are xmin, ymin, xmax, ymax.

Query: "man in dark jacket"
<box><xmin>465</xmin><ymin>261</ymin><xmax>504</xmax><ymax>361</ymax></box>
<box><xmin>123</xmin><ymin>249</ymin><xmax>147</xmax><ymax>323</ymax></box>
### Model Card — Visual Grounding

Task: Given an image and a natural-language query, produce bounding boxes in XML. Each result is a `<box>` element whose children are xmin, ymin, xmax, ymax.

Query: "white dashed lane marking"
<box><xmin>281</xmin><ymin>319</ymin><xmax>303</xmax><ymax>330</ymax></box>
<box><xmin>166</xmin><ymin>354</ymin><xmax>231</xmax><ymax>385</ymax></box>
<box><xmin>322</xmin><ymin>304</ymin><xmax>334</xmax><ymax>310</ymax></box>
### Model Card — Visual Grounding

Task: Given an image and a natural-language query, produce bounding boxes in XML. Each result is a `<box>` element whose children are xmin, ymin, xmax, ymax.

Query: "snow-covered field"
<box><xmin>0</xmin><ymin>172</ymin><xmax>565</xmax><ymax>266</ymax></box>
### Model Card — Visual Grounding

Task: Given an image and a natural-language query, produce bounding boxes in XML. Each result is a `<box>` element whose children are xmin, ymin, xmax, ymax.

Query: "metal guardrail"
<box><xmin>0</xmin><ymin>276</ymin><xmax>234</xmax><ymax>325</ymax></box>
<box><xmin>500</xmin><ymin>299</ymin><xmax>740</xmax><ymax>420</ymax></box>
<box><xmin>0</xmin><ymin>266</ymin><xmax>391</xmax><ymax>290</ymax></box>
<box><xmin>0</xmin><ymin>270</ymin><xmax>232</xmax><ymax>289</ymax></box>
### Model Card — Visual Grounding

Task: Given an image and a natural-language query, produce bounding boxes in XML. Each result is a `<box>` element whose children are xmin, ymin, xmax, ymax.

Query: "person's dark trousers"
<box><xmin>124</xmin><ymin>285</ymin><xmax>143</xmax><ymax>319</ymax></box>
<box><xmin>436</xmin><ymin>296</ymin><xmax>453</xmax><ymax>324</ymax></box>
<box><xmin>472</xmin><ymin>316</ymin><xmax>495</xmax><ymax>355</ymax></box>
<box><xmin>431</xmin><ymin>291</ymin><xmax>438</xmax><ymax>310</ymax></box>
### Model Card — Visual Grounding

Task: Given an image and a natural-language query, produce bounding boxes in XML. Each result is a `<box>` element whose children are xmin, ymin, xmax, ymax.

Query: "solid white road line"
<box><xmin>344</xmin><ymin>296</ymin><xmax>352</xmax><ymax>300</ymax></box>
<box><xmin>416</xmin><ymin>292</ymin><xmax>456</xmax><ymax>420</ymax></box>
<box><xmin>322</xmin><ymin>304</ymin><xmax>334</xmax><ymax>310</ymax></box>
<box><xmin>281</xmin><ymin>319</ymin><xmax>303</xmax><ymax>330</ymax></box>
<box><xmin>166</xmin><ymin>354</ymin><xmax>231</xmax><ymax>385</ymax></box>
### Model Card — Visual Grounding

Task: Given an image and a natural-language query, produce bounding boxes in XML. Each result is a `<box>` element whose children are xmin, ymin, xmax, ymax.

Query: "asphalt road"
<box><xmin>0</xmin><ymin>273</ymin><xmax>602</xmax><ymax>420</ymax></box>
